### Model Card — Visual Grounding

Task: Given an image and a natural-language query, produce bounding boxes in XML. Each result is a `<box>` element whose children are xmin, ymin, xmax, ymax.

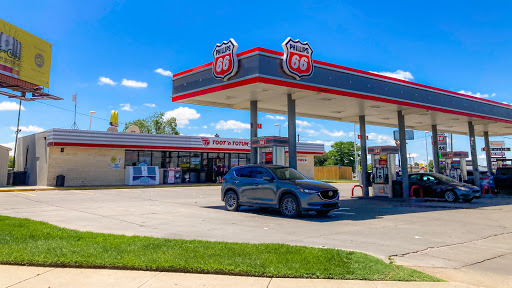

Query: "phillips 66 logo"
<box><xmin>212</xmin><ymin>38</ymin><xmax>238</xmax><ymax>81</ymax></box>
<box><xmin>282</xmin><ymin>37</ymin><xmax>314</xmax><ymax>80</ymax></box>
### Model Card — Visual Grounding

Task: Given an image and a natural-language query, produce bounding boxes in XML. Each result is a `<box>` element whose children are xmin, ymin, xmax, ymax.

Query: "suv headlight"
<box><xmin>458</xmin><ymin>186</ymin><xmax>470</xmax><ymax>191</ymax></box>
<box><xmin>299</xmin><ymin>187</ymin><xmax>318</xmax><ymax>193</ymax></box>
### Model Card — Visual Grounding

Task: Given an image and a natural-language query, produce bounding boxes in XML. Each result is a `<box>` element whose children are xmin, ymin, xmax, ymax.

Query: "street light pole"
<box><xmin>274</xmin><ymin>123</ymin><xmax>281</xmax><ymax>136</ymax></box>
<box><xmin>89</xmin><ymin>111</ymin><xmax>96</xmax><ymax>130</ymax></box>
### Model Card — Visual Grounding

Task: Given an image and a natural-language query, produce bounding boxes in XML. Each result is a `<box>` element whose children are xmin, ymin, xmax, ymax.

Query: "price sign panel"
<box><xmin>212</xmin><ymin>38</ymin><xmax>238</xmax><ymax>81</ymax></box>
<box><xmin>282</xmin><ymin>37</ymin><xmax>314</xmax><ymax>80</ymax></box>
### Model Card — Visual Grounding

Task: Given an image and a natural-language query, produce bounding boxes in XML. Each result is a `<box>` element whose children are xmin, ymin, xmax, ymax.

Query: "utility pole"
<box><xmin>425</xmin><ymin>131</ymin><xmax>429</xmax><ymax>172</ymax></box>
<box><xmin>354</xmin><ymin>123</ymin><xmax>359</xmax><ymax>180</ymax></box>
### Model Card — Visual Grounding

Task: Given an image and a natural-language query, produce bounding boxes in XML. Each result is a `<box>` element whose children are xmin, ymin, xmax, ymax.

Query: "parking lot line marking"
<box><xmin>16</xmin><ymin>192</ymin><xmax>36</xmax><ymax>196</ymax></box>
<box><xmin>70</xmin><ymin>190</ymin><xmax>94</xmax><ymax>194</ymax></box>
<box><xmin>334</xmin><ymin>211</ymin><xmax>355</xmax><ymax>215</ymax></box>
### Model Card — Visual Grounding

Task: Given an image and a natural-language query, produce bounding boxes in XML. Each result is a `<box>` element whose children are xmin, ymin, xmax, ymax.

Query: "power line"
<box><xmin>33</xmin><ymin>100</ymin><xmax>126</xmax><ymax>125</ymax></box>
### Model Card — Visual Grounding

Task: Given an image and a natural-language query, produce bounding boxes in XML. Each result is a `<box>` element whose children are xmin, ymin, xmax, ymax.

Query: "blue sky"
<box><xmin>1</xmin><ymin>0</ymin><xmax>512</xmax><ymax>165</ymax></box>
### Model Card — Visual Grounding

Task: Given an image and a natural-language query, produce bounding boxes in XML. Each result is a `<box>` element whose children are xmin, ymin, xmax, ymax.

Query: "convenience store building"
<box><xmin>15</xmin><ymin>129</ymin><xmax>323</xmax><ymax>187</ymax></box>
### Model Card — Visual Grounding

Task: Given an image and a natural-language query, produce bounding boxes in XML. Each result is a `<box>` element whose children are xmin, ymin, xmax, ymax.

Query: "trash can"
<box><xmin>56</xmin><ymin>174</ymin><xmax>65</xmax><ymax>187</ymax></box>
<box><xmin>392</xmin><ymin>180</ymin><xmax>403</xmax><ymax>198</ymax></box>
<box><xmin>12</xmin><ymin>171</ymin><xmax>27</xmax><ymax>186</ymax></box>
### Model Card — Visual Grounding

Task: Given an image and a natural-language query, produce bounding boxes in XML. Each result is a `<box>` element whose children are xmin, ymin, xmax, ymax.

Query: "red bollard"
<box><xmin>410</xmin><ymin>185</ymin><xmax>423</xmax><ymax>198</ymax></box>
<box><xmin>352</xmin><ymin>185</ymin><xmax>363</xmax><ymax>197</ymax></box>
<box><xmin>482</xmin><ymin>185</ymin><xmax>491</xmax><ymax>195</ymax></box>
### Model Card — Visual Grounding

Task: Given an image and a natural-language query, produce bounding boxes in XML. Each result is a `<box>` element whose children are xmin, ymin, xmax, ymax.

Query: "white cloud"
<box><xmin>215</xmin><ymin>120</ymin><xmax>250</xmax><ymax>132</ymax></box>
<box><xmin>368</xmin><ymin>133</ymin><xmax>395</xmax><ymax>145</ymax></box>
<box><xmin>197</xmin><ymin>133</ymin><xmax>215</xmax><ymax>137</ymax></box>
<box><xmin>98</xmin><ymin>76</ymin><xmax>116</xmax><ymax>86</ymax></box>
<box><xmin>164</xmin><ymin>107</ymin><xmax>200</xmax><ymax>128</ymax></box>
<box><xmin>144</xmin><ymin>103</ymin><xmax>156</xmax><ymax>108</ymax></box>
<box><xmin>320</xmin><ymin>129</ymin><xmax>347</xmax><ymax>137</ymax></box>
<box><xmin>408</xmin><ymin>153</ymin><xmax>420</xmax><ymax>158</ymax></box>
<box><xmin>478</xmin><ymin>154</ymin><xmax>486</xmax><ymax>159</ymax></box>
<box><xmin>121</xmin><ymin>79</ymin><xmax>148</xmax><ymax>88</ymax></box>
<box><xmin>369</xmin><ymin>70</ymin><xmax>414</xmax><ymax>81</ymax></box>
<box><xmin>458</xmin><ymin>90</ymin><xmax>496</xmax><ymax>99</ymax></box>
<box><xmin>10</xmin><ymin>125</ymin><xmax>44</xmax><ymax>133</ymax></box>
<box><xmin>120</xmin><ymin>103</ymin><xmax>133</xmax><ymax>111</ymax></box>
<box><xmin>298</xmin><ymin>127</ymin><xmax>320</xmax><ymax>136</ymax></box>
<box><xmin>306</xmin><ymin>140</ymin><xmax>335</xmax><ymax>146</ymax></box>
<box><xmin>0</xmin><ymin>101</ymin><xmax>25</xmax><ymax>111</ymax></box>
<box><xmin>297</xmin><ymin>120</ymin><xmax>312</xmax><ymax>127</ymax></box>
<box><xmin>202</xmin><ymin>125</ymin><xmax>208</xmax><ymax>129</ymax></box>
<box><xmin>155</xmin><ymin>68</ymin><xmax>173</xmax><ymax>77</ymax></box>
<box><xmin>266</xmin><ymin>115</ymin><xmax>286</xmax><ymax>120</ymax></box>
<box><xmin>0</xmin><ymin>142</ymin><xmax>14</xmax><ymax>155</ymax></box>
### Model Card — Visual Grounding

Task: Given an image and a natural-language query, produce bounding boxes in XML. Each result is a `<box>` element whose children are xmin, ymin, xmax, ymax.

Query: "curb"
<box><xmin>0</xmin><ymin>183</ymin><xmax>221</xmax><ymax>193</ymax></box>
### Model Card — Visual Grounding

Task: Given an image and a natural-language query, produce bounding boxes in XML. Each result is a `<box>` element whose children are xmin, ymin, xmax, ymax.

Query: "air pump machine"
<box><xmin>368</xmin><ymin>146</ymin><xmax>399</xmax><ymax>197</ymax></box>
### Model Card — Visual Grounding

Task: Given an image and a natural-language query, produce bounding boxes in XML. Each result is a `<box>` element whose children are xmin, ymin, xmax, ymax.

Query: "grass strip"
<box><xmin>0</xmin><ymin>216</ymin><xmax>440</xmax><ymax>281</ymax></box>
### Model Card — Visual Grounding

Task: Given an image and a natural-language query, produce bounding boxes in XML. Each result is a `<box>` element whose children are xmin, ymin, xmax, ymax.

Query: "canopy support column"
<box><xmin>468</xmin><ymin>121</ymin><xmax>481</xmax><ymax>188</ymax></box>
<box><xmin>250</xmin><ymin>100</ymin><xmax>258</xmax><ymax>164</ymax></box>
<box><xmin>432</xmin><ymin>125</ymin><xmax>440</xmax><ymax>173</ymax></box>
<box><xmin>287</xmin><ymin>94</ymin><xmax>297</xmax><ymax>169</ymax></box>
<box><xmin>398</xmin><ymin>111</ymin><xmax>409</xmax><ymax>198</ymax></box>
<box><xmin>484</xmin><ymin>131</ymin><xmax>493</xmax><ymax>174</ymax></box>
<box><xmin>359</xmin><ymin>115</ymin><xmax>369</xmax><ymax>197</ymax></box>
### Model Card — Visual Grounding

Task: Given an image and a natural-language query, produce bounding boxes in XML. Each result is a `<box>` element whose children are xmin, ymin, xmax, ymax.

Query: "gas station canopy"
<box><xmin>172</xmin><ymin>47</ymin><xmax>512</xmax><ymax>137</ymax></box>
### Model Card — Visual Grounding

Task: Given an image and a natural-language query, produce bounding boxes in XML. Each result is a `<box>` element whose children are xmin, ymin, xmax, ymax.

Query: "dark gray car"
<box><xmin>221</xmin><ymin>165</ymin><xmax>340</xmax><ymax>217</ymax></box>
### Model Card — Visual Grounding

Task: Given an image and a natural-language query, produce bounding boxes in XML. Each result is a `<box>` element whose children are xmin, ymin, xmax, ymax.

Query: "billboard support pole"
<box><xmin>12</xmin><ymin>98</ymin><xmax>23</xmax><ymax>172</ymax></box>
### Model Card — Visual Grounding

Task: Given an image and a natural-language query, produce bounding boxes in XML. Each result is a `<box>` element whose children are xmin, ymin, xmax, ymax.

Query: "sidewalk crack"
<box><xmin>389</xmin><ymin>230</ymin><xmax>512</xmax><ymax>259</ymax></box>
<box><xmin>137</xmin><ymin>271</ymin><xmax>161</xmax><ymax>288</ymax></box>
<box><xmin>459</xmin><ymin>251</ymin><xmax>512</xmax><ymax>268</ymax></box>
<box><xmin>266</xmin><ymin>277</ymin><xmax>273</xmax><ymax>288</ymax></box>
<box><xmin>6</xmin><ymin>267</ymin><xmax>56</xmax><ymax>287</ymax></box>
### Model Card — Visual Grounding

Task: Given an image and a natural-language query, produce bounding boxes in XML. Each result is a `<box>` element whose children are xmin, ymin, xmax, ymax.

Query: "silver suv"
<box><xmin>221</xmin><ymin>165</ymin><xmax>340</xmax><ymax>217</ymax></box>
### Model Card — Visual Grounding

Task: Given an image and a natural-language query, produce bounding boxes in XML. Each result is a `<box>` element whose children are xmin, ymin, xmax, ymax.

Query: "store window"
<box><xmin>139</xmin><ymin>151</ymin><xmax>152</xmax><ymax>165</ymax></box>
<box><xmin>125</xmin><ymin>150</ymin><xmax>138</xmax><ymax>167</ymax></box>
<box><xmin>178</xmin><ymin>152</ymin><xmax>190</xmax><ymax>169</ymax></box>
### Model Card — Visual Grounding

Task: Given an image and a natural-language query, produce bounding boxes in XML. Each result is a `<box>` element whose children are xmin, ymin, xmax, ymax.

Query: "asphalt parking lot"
<box><xmin>1</xmin><ymin>183</ymin><xmax>511</xmax><ymax>287</ymax></box>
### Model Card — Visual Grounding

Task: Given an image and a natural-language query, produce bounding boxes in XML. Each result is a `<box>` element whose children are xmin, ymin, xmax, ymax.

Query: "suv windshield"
<box><xmin>268</xmin><ymin>167</ymin><xmax>307</xmax><ymax>180</ymax></box>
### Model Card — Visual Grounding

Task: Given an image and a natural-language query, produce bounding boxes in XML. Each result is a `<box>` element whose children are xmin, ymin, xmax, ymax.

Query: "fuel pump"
<box><xmin>368</xmin><ymin>146</ymin><xmax>399</xmax><ymax>197</ymax></box>
<box><xmin>441</xmin><ymin>151</ymin><xmax>469</xmax><ymax>182</ymax></box>
<box><xmin>252</xmin><ymin>136</ymin><xmax>287</xmax><ymax>165</ymax></box>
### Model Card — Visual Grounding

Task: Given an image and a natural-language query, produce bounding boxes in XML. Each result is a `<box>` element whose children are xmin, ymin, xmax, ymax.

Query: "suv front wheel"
<box><xmin>280</xmin><ymin>194</ymin><xmax>300</xmax><ymax>217</ymax></box>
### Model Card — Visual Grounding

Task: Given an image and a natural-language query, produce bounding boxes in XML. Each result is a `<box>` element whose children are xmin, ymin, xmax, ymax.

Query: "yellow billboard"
<box><xmin>0</xmin><ymin>19</ymin><xmax>52</xmax><ymax>88</ymax></box>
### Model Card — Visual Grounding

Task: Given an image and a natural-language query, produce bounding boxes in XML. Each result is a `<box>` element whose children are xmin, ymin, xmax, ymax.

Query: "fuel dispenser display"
<box><xmin>252</xmin><ymin>136</ymin><xmax>288</xmax><ymax>166</ymax></box>
<box><xmin>368</xmin><ymin>146</ymin><xmax>399</xmax><ymax>197</ymax></box>
<box><xmin>441</xmin><ymin>151</ymin><xmax>469</xmax><ymax>182</ymax></box>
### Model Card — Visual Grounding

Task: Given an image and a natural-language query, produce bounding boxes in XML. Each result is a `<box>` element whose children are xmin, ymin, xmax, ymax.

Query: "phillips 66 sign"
<box><xmin>282</xmin><ymin>37</ymin><xmax>314</xmax><ymax>80</ymax></box>
<box><xmin>212</xmin><ymin>38</ymin><xmax>238</xmax><ymax>81</ymax></box>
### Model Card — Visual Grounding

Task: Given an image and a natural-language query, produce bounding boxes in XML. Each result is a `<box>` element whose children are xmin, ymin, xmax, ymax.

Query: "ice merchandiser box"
<box><xmin>125</xmin><ymin>165</ymin><xmax>159</xmax><ymax>185</ymax></box>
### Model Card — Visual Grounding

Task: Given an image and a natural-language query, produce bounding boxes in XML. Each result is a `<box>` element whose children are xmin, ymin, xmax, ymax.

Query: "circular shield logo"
<box><xmin>328</xmin><ymin>191</ymin><xmax>333</xmax><ymax>196</ymax></box>
<box><xmin>34</xmin><ymin>53</ymin><xmax>44</xmax><ymax>68</ymax></box>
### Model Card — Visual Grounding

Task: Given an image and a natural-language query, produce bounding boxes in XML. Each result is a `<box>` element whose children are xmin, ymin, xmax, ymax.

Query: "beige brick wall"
<box><xmin>47</xmin><ymin>147</ymin><xmax>125</xmax><ymax>186</ymax></box>
<box><xmin>285</xmin><ymin>154</ymin><xmax>315</xmax><ymax>180</ymax></box>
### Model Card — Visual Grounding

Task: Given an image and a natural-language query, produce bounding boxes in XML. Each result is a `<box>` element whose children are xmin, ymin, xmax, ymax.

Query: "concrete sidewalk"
<box><xmin>0</xmin><ymin>183</ymin><xmax>221</xmax><ymax>193</ymax></box>
<box><xmin>0</xmin><ymin>265</ymin><xmax>476</xmax><ymax>288</ymax></box>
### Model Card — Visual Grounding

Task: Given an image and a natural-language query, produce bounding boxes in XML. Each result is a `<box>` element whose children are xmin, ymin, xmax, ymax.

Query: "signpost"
<box><xmin>434</xmin><ymin>133</ymin><xmax>448</xmax><ymax>152</ymax></box>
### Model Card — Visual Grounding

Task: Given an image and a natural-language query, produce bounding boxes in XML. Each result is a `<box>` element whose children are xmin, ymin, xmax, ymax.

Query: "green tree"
<box><xmin>314</xmin><ymin>153</ymin><xmax>330</xmax><ymax>166</ymax></box>
<box><xmin>317</xmin><ymin>141</ymin><xmax>360</xmax><ymax>172</ymax></box>
<box><xmin>123</xmin><ymin>112</ymin><xmax>179</xmax><ymax>135</ymax></box>
<box><xmin>8</xmin><ymin>156</ymin><xmax>13</xmax><ymax>169</ymax></box>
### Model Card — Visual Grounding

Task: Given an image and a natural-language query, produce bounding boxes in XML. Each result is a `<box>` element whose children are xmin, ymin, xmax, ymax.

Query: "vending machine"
<box><xmin>368</xmin><ymin>146</ymin><xmax>399</xmax><ymax>197</ymax></box>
